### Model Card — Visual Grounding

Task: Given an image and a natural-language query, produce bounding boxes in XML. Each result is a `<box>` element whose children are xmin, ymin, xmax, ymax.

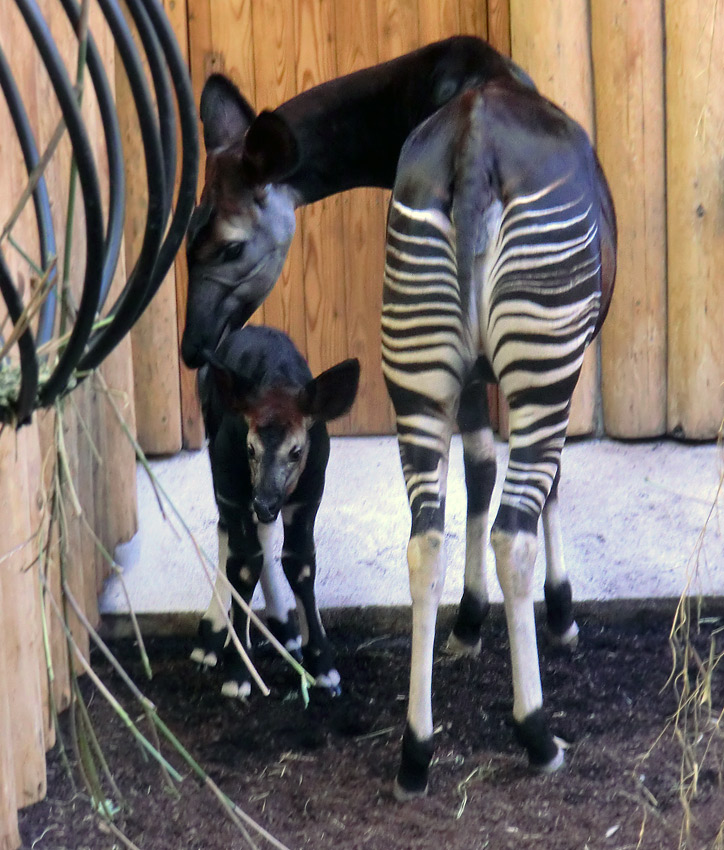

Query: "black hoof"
<box><xmin>190</xmin><ymin>618</ymin><xmax>227</xmax><ymax>667</ymax></box>
<box><xmin>267</xmin><ymin>613</ymin><xmax>302</xmax><ymax>660</ymax></box>
<box><xmin>451</xmin><ymin>590</ymin><xmax>490</xmax><ymax>649</ymax></box>
<box><xmin>544</xmin><ymin>580</ymin><xmax>576</xmax><ymax>640</ymax></box>
<box><xmin>395</xmin><ymin>725</ymin><xmax>434</xmax><ymax>801</ymax></box>
<box><xmin>512</xmin><ymin>708</ymin><xmax>564</xmax><ymax>772</ymax></box>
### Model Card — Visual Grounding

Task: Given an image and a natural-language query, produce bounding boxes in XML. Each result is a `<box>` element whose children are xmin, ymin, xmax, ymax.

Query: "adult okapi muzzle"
<box><xmin>181</xmin><ymin>76</ymin><xmax>300</xmax><ymax>369</ymax></box>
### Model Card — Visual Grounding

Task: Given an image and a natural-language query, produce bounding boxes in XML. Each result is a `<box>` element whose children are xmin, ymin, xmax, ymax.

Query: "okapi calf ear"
<box><xmin>208</xmin><ymin>360</ymin><xmax>257</xmax><ymax>416</ymax></box>
<box><xmin>200</xmin><ymin>73</ymin><xmax>256</xmax><ymax>152</ymax></box>
<box><xmin>242</xmin><ymin>111</ymin><xmax>301</xmax><ymax>186</ymax></box>
<box><xmin>298</xmin><ymin>359</ymin><xmax>361</xmax><ymax>422</ymax></box>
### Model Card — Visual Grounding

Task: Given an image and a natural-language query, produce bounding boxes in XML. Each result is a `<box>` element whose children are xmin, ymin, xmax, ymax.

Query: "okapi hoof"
<box><xmin>267</xmin><ymin>614</ymin><xmax>303</xmax><ymax>661</ymax></box>
<box><xmin>221</xmin><ymin>678</ymin><xmax>252</xmax><ymax>701</ymax></box>
<box><xmin>544</xmin><ymin>580</ymin><xmax>578</xmax><ymax>649</ymax></box>
<box><xmin>444</xmin><ymin>631</ymin><xmax>482</xmax><ymax>658</ymax></box>
<box><xmin>447</xmin><ymin>592</ymin><xmax>489</xmax><ymax>658</ymax></box>
<box><xmin>394</xmin><ymin>726</ymin><xmax>434</xmax><ymax>802</ymax></box>
<box><xmin>190</xmin><ymin>619</ymin><xmax>228</xmax><ymax>668</ymax></box>
<box><xmin>546</xmin><ymin>620</ymin><xmax>580</xmax><ymax>650</ymax></box>
<box><xmin>513</xmin><ymin>708</ymin><xmax>565</xmax><ymax>773</ymax></box>
<box><xmin>314</xmin><ymin>668</ymin><xmax>341</xmax><ymax>697</ymax></box>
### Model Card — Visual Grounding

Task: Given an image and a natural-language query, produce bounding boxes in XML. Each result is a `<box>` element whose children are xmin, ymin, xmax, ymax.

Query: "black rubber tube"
<box><xmin>124</xmin><ymin>0</ymin><xmax>176</xmax><ymax>218</ymax></box>
<box><xmin>58</xmin><ymin>0</ymin><xmax>126</xmax><ymax>309</ymax></box>
<box><xmin>77</xmin><ymin>0</ymin><xmax>198</xmax><ymax>371</ymax></box>
<box><xmin>74</xmin><ymin>0</ymin><xmax>168</xmax><ymax>372</ymax></box>
<box><xmin>0</xmin><ymin>42</ymin><xmax>58</xmax><ymax>348</ymax></box>
<box><xmin>15</xmin><ymin>0</ymin><xmax>106</xmax><ymax>407</ymax></box>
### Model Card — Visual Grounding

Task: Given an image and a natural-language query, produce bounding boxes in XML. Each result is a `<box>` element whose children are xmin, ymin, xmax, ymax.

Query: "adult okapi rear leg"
<box><xmin>542</xmin><ymin>466</ymin><xmax>579</xmax><ymax>647</ymax></box>
<box><xmin>446</xmin><ymin>368</ymin><xmax>497</xmax><ymax>656</ymax></box>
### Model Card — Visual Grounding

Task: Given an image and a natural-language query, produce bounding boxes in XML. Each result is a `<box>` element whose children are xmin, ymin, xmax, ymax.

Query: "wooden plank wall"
<box><xmin>112</xmin><ymin>0</ymin><xmax>723</xmax><ymax>446</ymax></box>
<box><xmin>0</xmin><ymin>3</ymin><xmax>138</xmax><ymax>845</ymax></box>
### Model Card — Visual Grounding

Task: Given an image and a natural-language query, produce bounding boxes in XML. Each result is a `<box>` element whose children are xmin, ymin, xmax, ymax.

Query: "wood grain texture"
<box><xmin>295</xmin><ymin>0</ymin><xmax>350</xmax><ymax>436</ymax></box>
<box><xmin>377</xmin><ymin>0</ymin><xmax>420</xmax><ymax>60</ymax></box>
<box><xmin>335</xmin><ymin>2</ymin><xmax>394</xmax><ymax>434</ymax></box>
<box><xmin>164</xmin><ymin>0</ymin><xmax>204</xmax><ymax>450</ymax></box>
<box><xmin>115</xmin><ymin>7</ymin><xmax>182</xmax><ymax>456</ymax></box>
<box><xmin>665</xmin><ymin>0</ymin><xmax>724</xmax><ymax>439</ymax></box>
<box><xmin>0</xmin><ymin>429</ymin><xmax>46</xmax><ymax>808</ymax></box>
<box><xmin>251</xmin><ymin>0</ymin><xmax>308</xmax><ymax>353</ymax></box>
<box><xmin>0</xmin><ymin>565</ymin><xmax>20</xmax><ymax>848</ymax></box>
<box><xmin>592</xmin><ymin>0</ymin><xmax>666</xmax><ymax>438</ymax></box>
<box><xmin>509</xmin><ymin>0</ymin><xmax>597</xmax><ymax>436</ymax></box>
<box><xmin>487</xmin><ymin>0</ymin><xmax>510</xmax><ymax>54</ymax></box>
<box><xmin>458</xmin><ymin>0</ymin><xmax>488</xmax><ymax>38</ymax></box>
<box><xmin>417</xmin><ymin>0</ymin><xmax>460</xmax><ymax>44</ymax></box>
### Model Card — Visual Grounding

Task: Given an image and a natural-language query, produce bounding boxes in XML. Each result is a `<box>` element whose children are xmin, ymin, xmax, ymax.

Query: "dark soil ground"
<box><xmin>19</xmin><ymin>602</ymin><xmax>724</xmax><ymax>850</ymax></box>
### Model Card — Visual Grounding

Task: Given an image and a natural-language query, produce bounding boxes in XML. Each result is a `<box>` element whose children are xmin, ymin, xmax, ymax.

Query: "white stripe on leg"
<box><xmin>257</xmin><ymin>518</ymin><xmax>288</xmax><ymax>623</ymax></box>
<box><xmin>542</xmin><ymin>498</ymin><xmax>566</xmax><ymax>587</ymax></box>
<box><xmin>407</xmin><ymin>530</ymin><xmax>445</xmax><ymax>741</ymax></box>
<box><xmin>491</xmin><ymin>528</ymin><xmax>542</xmax><ymax>721</ymax></box>
<box><xmin>190</xmin><ymin>527</ymin><xmax>231</xmax><ymax>666</ymax></box>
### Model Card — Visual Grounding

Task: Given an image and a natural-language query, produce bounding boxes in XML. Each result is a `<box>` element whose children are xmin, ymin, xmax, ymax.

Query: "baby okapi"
<box><xmin>183</xmin><ymin>35</ymin><xmax>616</xmax><ymax>800</ymax></box>
<box><xmin>191</xmin><ymin>325</ymin><xmax>360</xmax><ymax>698</ymax></box>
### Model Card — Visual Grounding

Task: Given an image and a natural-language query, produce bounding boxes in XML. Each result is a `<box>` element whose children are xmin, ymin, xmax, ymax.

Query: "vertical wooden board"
<box><xmin>417</xmin><ymin>0</ymin><xmax>460</xmax><ymax>44</ymax></box>
<box><xmin>295</xmin><ymin>0</ymin><xmax>350</xmax><ymax>435</ymax></box>
<box><xmin>0</xmin><ymin>600</ymin><xmax>21</xmax><ymax>847</ymax></box>
<box><xmin>114</xmin><ymin>5</ymin><xmax>182</xmax><ymax>456</ymax></box>
<box><xmin>162</xmin><ymin>0</ymin><xmax>205</xmax><ymax>449</ymax></box>
<box><xmin>376</xmin><ymin>0</ymin><xmax>420</xmax><ymax>60</ymax></box>
<box><xmin>250</xmin><ymin>0</ymin><xmax>308</xmax><ymax>352</ymax></box>
<box><xmin>487</xmin><ymin>0</ymin><xmax>510</xmax><ymax>54</ymax></box>
<box><xmin>592</xmin><ymin>0</ymin><xmax>666</xmax><ymax>438</ymax></box>
<box><xmin>0</xmin><ymin>546</ymin><xmax>20</xmax><ymax>850</ymax></box>
<box><xmin>93</xmin><ymin>9</ymin><xmax>138</xmax><ymax>553</ymax></box>
<box><xmin>509</xmin><ymin>0</ymin><xmax>597</xmax><ymax>436</ymax></box>
<box><xmin>334</xmin><ymin>3</ymin><xmax>393</xmax><ymax>434</ymax></box>
<box><xmin>666</xmin><ymin>0</ymin><xmax>724</xmax><ymax>439</ymax></box>
<box><xmin>35</xmin><ymin>409</ymin><xmax>71</xmax><ymax>714</ymax></box>
<box><xmin>458</xmin><ymin>0</ymin><xmax>488</xmax><ymax>39</ymax></box>
<box><xmin>0</xmin><ymin>431</ymin><xmax>46</xmax><ymax>808</ymax></box>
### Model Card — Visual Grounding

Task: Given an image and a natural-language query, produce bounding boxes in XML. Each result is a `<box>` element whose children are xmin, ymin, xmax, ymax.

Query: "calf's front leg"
<box><xmin>281</xmin><ymin>500</ymin><xmax>339</xmax><ymax>693</ymax></box>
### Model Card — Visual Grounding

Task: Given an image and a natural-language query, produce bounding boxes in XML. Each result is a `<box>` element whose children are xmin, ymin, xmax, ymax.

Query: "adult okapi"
<box><xmin>182</xmin><ymin>36</ymin><xmax>617</xmax><ymax>801</ymax></box>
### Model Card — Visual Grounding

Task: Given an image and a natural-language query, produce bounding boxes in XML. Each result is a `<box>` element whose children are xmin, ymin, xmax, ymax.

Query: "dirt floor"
<box><xmin>19</xmin><ymin>602</ymin><xmax>724</xmax><ymax>850</ymax></box>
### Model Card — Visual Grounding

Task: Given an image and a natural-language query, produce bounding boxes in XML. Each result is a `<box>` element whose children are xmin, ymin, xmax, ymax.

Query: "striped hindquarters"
<box><xmin>381</xmin><ymin>199</ymin><xmax>471</xmax><ymax>524</ymax></box>
<box><xmin>482</xmin><ymin>178</ymin><xmax>602</xmax><ymax>521</ymax></box>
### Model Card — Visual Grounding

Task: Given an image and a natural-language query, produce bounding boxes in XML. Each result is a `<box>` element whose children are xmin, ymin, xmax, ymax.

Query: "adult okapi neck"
<box><xmin>269</xmin><ymin>36</ymin><xmax>533</xmax><ymax>204</ymax></box>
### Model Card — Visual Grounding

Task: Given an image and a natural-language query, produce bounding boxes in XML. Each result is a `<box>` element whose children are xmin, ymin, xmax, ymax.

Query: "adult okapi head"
<box><xmin>206</xmin><ymin>326</ymin><xmax>360</xmax><ymax>524</ymax></box>
<box><xmin>181</xmin><ymin>76</ymin><xmax>300</xmax><ymax>369</ymax></box>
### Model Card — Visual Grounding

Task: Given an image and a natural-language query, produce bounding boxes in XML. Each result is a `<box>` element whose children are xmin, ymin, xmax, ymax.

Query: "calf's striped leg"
<box><xmin>281</xmin><ymin>501</ymin><xmax>339</xmax><ymax>693</ymax></box>
<box><xmin>222</xmin><ymin>519</ymin><xmax>267</xmax><ymax>700</ymax></box>
<box><xmin>190</xmin><ymin>522</ymin><xmax>230</xmax><ymax>667</ymax></box>
<box><xmin>447</xmin><ymin>376</ymin><xmax>496</xmax><ymax>656</ymax></box>
<box><xmin>257</xmin><ymin>521</ymin><xmax>302</xmax><ymax>658</ymax></box>
<box><xmin>542</xmin><ymin>469</ymin><xmax>579</xmax><ymax>647</ymax></box>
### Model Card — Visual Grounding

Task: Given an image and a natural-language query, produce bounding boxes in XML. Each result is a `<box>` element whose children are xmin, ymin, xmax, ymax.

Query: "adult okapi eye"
<box><xmin>289</xmin><ymin>446</ymin><xmax>302</xmax><ymax>462</ymax></box>
<box><xmin>219</xmin><ymin>241</ymin><xmax>245</xmax><ymax>263</ymax></box>
<box><xmin>247</xmin><ymin>443</ymin><xmax>256</xmax><ymax>459</ymax></box>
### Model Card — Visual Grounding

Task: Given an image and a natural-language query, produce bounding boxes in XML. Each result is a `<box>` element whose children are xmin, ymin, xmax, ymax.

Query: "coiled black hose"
<box><xmin>0</xmin><ymin>0</ymin><xmax>198</xmax><ymax>424</ymax></box>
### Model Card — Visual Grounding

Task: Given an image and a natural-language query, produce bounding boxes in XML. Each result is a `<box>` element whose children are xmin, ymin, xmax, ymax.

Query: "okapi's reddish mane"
<box><xmin>246</xmin><ymin>388</ymin><xmax>305</xmax><ymax>430</ymax></box>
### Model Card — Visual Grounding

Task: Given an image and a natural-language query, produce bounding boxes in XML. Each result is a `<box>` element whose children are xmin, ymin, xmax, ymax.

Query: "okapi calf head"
<box><xmin>209</xmin><ymin>327</ymin><xmax>360</xmax><ymax>523</ymax></box>
<box><xmin>182</xmin><ymin>76</ymin><xmax>301</xmax><ymax>369</ymax></box>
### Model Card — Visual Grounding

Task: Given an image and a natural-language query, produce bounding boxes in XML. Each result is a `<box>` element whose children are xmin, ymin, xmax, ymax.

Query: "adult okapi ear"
<box><xmin>241</xmin><ymin>110</ymin><xmax>301</xmax><ymax>185</ymax></box>
<box><xmin>200</xmin><ymin>73</ymin><xmax>257</xmax><ymax>152</ymax></box>
<box><xmin>299</xmin><ymin>359</ymin><xmax>361</xmax><ymax>423</ymax></box>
